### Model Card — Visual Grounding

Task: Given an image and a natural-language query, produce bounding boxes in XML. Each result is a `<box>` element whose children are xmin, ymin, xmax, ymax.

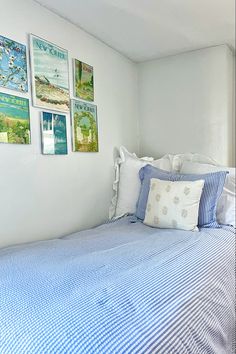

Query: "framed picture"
<box><xmin>0</xmin><ymin>35</ymin><xmax>28</xmax><ymax>92</ymax></box>
<box><xmin>73</xmin><ymin>59</ymin><xmax>94</xmax><ymax>101</ymax></box>
<box><xmin>29</xmin><ymin>34</ymin><xmax>70</xmax><ymax>112</ymax></box>
<box><xmin>0</xmin><ymin>92</ymin><xmax>30</xmax><ymax>144</ymax></box>
<box><xmin>41</xmin><ymin>111</ymin><xmax>68</xmax><ymax>155</ymax></box>
<box><xmin>71</xmin><ymin>99</ymin><xmax>98</xmax><ymax>152</ymax></box>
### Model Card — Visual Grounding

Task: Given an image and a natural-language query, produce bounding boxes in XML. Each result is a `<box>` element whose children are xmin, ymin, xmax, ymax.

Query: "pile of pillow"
<box><xmin>109</xmin><ymin>146</ymin><xmax>235</xmax><ymax>231</ymax></box>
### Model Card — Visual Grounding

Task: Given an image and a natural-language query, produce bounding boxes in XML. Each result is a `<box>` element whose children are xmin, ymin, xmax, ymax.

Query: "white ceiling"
<box><xmin>35</xmin><ymin>0</ymin><xmax>235</xmax><ymax>62</ymax></box>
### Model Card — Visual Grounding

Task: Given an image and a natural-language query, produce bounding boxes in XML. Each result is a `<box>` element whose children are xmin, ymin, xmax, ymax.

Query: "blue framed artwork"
<box><xmin>41</xmin><ymin>111</ymin><xmax>68</xmax><ymax>155</ymax></box>
<box><xmin>0</xmin><ymin>35</ymin><xmax>28</xmax><ymax>92</ymax></box>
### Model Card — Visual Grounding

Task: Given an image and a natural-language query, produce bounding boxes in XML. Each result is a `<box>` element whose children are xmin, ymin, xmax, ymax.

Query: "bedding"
<box><xmin>180</xmin><ymin>161</ymin><xmax>236</xmax><ymax>227</ymax></box>
<box><xmin>109</xmin><ymin>147</ymin><xmax>218</xmax><ymax>220</ymax></box>
<box><xmin>0</xmin><ymin>216</ymin><xmax>235</xmax><ymax>354</ymax></box>
<box><xmin>136</xmin><ymin>164</ymin><xmax>228</xmax><ymax>228</ymax></box>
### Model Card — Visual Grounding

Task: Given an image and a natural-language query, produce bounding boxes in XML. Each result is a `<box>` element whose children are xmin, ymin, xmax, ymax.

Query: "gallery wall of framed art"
<box><xmin>0</xmin><ymin>32</ymin><xmax>99</xmax><ymax>152</ymax></box>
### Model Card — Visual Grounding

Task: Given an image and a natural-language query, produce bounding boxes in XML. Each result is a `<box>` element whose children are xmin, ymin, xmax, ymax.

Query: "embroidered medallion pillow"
<box><xmin>143</xmin><ymin>178</ymin><xmax>205</xmax><ymax>231</ymax></box>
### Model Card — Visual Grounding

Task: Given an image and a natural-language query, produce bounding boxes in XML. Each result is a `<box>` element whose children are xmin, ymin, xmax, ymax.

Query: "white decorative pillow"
<box><xmin>144</xmin><ymin>178</ymin><xmax>204</xmax><ymax>231</ymax></box>
<box><xmin>180</xmin><ymin>161</ymin><xmax>235</xmax><ymax>227</ymax></box>
<box><xmin>169</xmin><ymin>153</ymin><xmax>218</xmax><ymax>173</ymax></box>
<box><xmin>109</xmin><ymin>146</ymin><xmax>172</xmax><ymax>219</ymax></box>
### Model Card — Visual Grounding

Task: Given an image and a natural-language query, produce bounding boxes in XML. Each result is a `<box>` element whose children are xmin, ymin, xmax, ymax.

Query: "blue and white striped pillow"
<box><xmin>136</xmin><ymin>165</ymin><xmax>228</xmax><ymax>228</ymax></box>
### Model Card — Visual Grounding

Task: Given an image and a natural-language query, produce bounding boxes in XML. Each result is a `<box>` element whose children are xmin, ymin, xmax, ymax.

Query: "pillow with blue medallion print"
<box><xmin>144</xmin><ymin>178</ymin><xmax>204</xmax><ymax>231</ymax></box>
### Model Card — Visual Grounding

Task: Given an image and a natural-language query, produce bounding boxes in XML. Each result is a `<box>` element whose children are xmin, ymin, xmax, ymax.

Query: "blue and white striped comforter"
<box><xmin>0</xmin><ymin>217</ymin><xmax>235</xmax><ymax>353</ymax></box>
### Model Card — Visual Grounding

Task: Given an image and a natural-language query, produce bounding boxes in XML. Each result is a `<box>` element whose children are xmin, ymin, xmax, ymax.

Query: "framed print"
<box><xmin>0</xmin><ymin>35</ymin><xmax>28</xmax><ymax>92</ymax></box>
<box><xmin>29</xmin><ymin>34</ymin><xmax>70</xmax><ymax>112</ymax></box>
<box><xmin>41</xmin><ymin>111</ymin><xmax>68</xmax><ymax>155</ymax></box>
<box><xmin>73</xmin><ymin>59</ymin><xmax>94</xmax><ymax>101</ymax></box>
<box><xmin>71</xmin><ymin>99</ymin><xmax>98</xmax><ymax>152</ymax></box>
<box><xmin>0</xmin><ymin>92</ymin><xmax>30</xmax><ymax>144</ymax></box>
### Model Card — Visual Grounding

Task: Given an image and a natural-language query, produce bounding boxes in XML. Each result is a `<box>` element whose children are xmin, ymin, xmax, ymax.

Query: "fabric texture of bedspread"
<box><xmin>0</xmin><ymin>217</ymin><xmax>235</xmax><ymax>354</ymax></box>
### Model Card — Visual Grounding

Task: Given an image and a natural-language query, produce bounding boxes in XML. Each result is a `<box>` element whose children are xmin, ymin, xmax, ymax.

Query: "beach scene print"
<box><xmin>0</xmin><ymin>92</ymin><xmax>30</xmax><ymax>144</ymax></box>
<box><xmin>72</xmin><ymin>99</ymin><xmax>98</xmax><ymax>152</ymax></box>
<box><xmin>41</xmin><ymin>112</ymin><xmax>68</xmax><ymax>154</ymax></box>
<box><xmin>0</xmin><ymin>35</ymin><xmax>28</xmax><ymax>92</ymax></box>
<box><xmin>74</xmin><ymin>59</ymin><xmax>94</xmax><ymax>102</ymax></box>
<box><xmin>30</xmin><ymin>35</ymin><xmax>69</xmax><ymax>112</ymax></box>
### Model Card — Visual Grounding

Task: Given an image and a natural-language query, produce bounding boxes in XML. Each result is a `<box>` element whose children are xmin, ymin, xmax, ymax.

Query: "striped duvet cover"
<box><xmin>0</xmin><ymin>216</ymin><xmax>235</xmax><ymax>353</ymax></box>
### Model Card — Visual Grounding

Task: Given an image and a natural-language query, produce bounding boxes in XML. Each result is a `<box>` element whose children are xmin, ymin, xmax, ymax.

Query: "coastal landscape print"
<box><xmin>41</xmin><ymin>112</ymin><xmax>68</xmax><ymax>155</ymax></box>
<box><xmin>74</xmin><ymin>59</ymin><xmax>94</xmax><ymax>101</ymax></box>
<box><xmin>30</xmin><ymin>35</ymin><xmax>69</xmax><ymax>112</ymax></box>
<box><xmin>71</xmin><ymin>99</ymin><xmax>98</xmax><ymax>152</ymax></box>
<box><xmin>0</xmin><ymin>92</ymin><xmax>30</xmax><ymax>144</ymax></box>
<box><xmin>0</xmin><ymin>35</ymin><xmax>28</xmax><ymax>92</ymax></box>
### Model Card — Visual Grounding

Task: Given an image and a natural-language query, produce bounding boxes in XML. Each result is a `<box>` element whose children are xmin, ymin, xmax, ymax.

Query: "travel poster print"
<box><xmin>71</xmin><ymin>99</ymin><xmax>98</xmax><ymax>152</ymax></box>
<box><xmin>73</xmin><ymin>59</ymin><xmax>94</xmax><ymax>101</ymax></box>
<box><xmin>30</xmin><ymin>34</ymin><xmax>70</xmax><ymax>112</ymax></box>
<box><xmin>41</xmin><ymin>111</ymin><xmax>68</xmax><ymax>154</ymax></box>
<box><xmin>0</xmin><ymin>92</ymin><xmax>30</xmax><ymax>144</ymax></box>
<box><xmin>0</xmin><ymin>35</ymin><xmax>28</xmax><ymax>92</ymax></box>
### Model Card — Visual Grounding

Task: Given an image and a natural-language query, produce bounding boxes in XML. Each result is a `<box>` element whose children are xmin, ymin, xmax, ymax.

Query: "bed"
<box><xmin>0</xmin><ymin>216</ymin><xmax>235</xmax><ymax>353</ymax></box>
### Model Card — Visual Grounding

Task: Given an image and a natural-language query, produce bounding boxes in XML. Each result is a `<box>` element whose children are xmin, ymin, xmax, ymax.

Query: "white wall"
<box><xmin>138</xmin><ymin>45</ymin><xmax>235</xmax><ymax>166</ymax></box>
<box><xmin>0</xmin><ymin>1</ymin><xmax>234</xmax><ymax>249</ymax></box>
<box><xmin>0</xmin><ymin>0</ymin><xmax>138</xmax><ymax>248</ymax></box>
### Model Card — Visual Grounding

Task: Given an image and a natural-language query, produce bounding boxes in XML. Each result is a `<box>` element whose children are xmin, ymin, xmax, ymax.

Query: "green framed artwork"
<box><xmin>41</xmin><ymin>111</ymin><xmax>68</xmax><ymax>155</ymax></box>
<box><xmin>0</xmin><ymin>35</ymin><xmax>28</xmax><ymax>92</ymax></box>
<box><xmin>73</xmin><ymin>59</ymin><xmax>94</xmax><ymax>102</ymax></box>
<box><xmin>71</xmin><ymin>99</ymin><xmax>98</xmax><ymax>152</ymax></box>
<box><xmin>0</xmin><ymin>92</ymin><xmax>30</xmax><ymax>144</ymax></box>
<box><xmin>29</xmin><ymin>34</ymin><xmax>70</xmax><ymax>112</ymax></box>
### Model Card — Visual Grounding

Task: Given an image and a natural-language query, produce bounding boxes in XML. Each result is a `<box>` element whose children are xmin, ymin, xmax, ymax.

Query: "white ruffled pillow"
<box><xmin>144</xmin><ymin>178</ymin><xmax>204</xmax><ymax>231</ymax></box>
<box><xmin>180</xmin><ymin>161</ymin><xmax>235</xmax><ymax>227</ymax></box>
<box><xmin>109</xmin><ymin>147</ymin><xmax>172</xmax><ymax>219</ymax></box>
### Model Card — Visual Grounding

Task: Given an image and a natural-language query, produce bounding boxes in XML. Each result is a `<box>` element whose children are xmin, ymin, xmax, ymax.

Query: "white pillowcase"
<box><xmin>169</xmin><ymin>153</ymin><xmax>218</xmax><ymax>173</ymax></box>
<box><xmin>109</xmin><ymin>146</ymin><xmax>172</xmax><ymax>218</ymax></box>
<box><xmin>180</xmin><ymin>161</ymin><xmax>235</xmax><ymax>227</ymax></box>
<box><xmin>144</xmin><ymin>178</ymin><xmax>204</xmax><ymax>231</ymax></box>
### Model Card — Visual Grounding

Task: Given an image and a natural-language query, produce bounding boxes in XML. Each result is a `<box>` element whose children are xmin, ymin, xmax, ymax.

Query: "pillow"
<box><xmin>170</xmin><ymin>153</ymin><xmax>218</xmax><ymax>173</ymax></box>
<box><xmin>144</xmin><ymin>178</ymin><xmax>204</xmax><ymax>231</ymax></box>
<box><xmin>109</xmin><ymin>146</ymin><xmax>171</xmax><ymax>218</ymax></box>
<box><xmin>180</xmin><ymin>161</ymin><xmax>235</xmax><ymax>227</ymax></box>
<box><xmin>136</xmin><ymin>165</ymin><xmax>228</xmax><ymax>228</ymax></box>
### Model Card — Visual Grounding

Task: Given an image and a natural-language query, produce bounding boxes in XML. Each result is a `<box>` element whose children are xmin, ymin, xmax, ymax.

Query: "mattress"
<box><xmin>0</xmin><ymin>216</ymin><xmax>235</xmax><ymax>353</ymax></box>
